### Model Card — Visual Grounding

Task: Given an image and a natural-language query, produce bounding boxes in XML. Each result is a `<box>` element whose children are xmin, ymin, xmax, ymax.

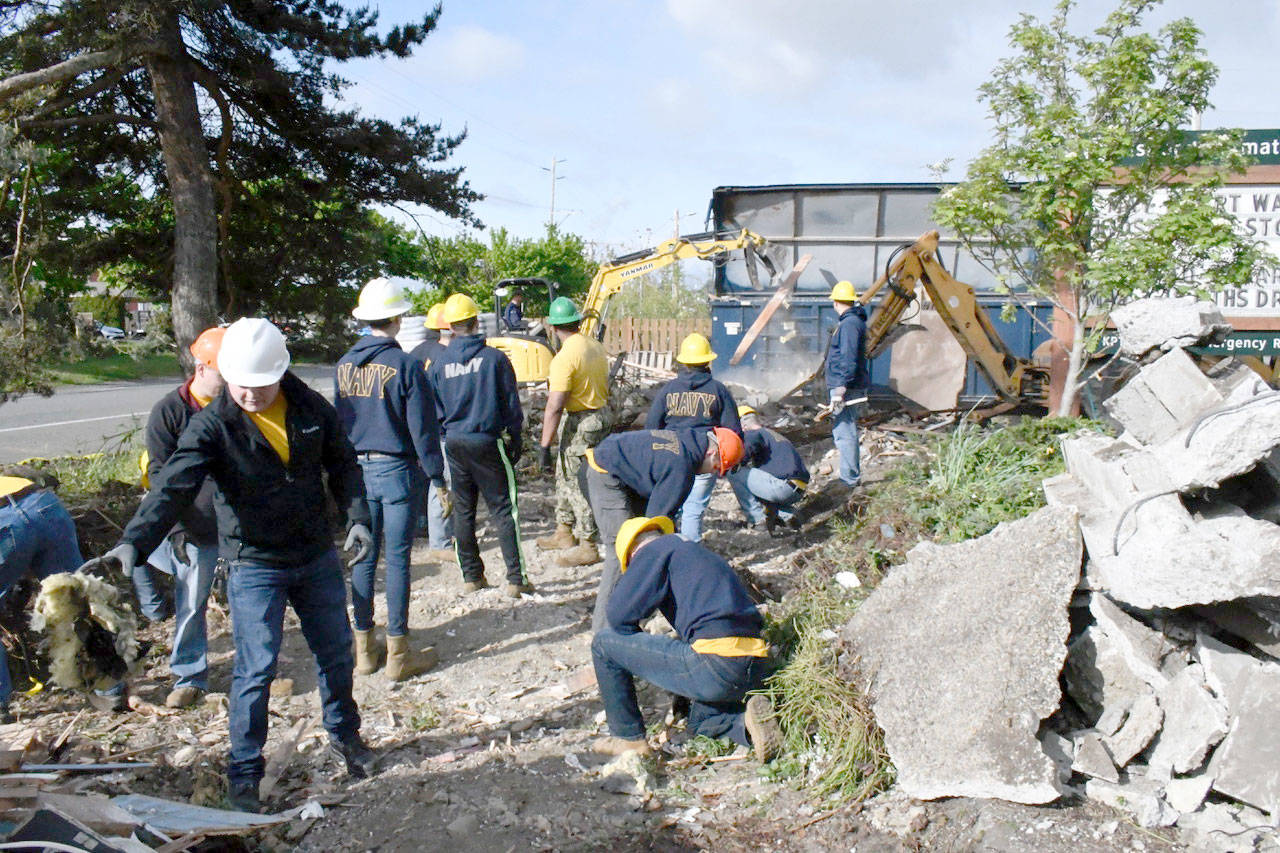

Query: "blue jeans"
<box><xmin>591</xmin><ymin>628</ymin><xmax>771</xmax><ymax>746</ymax></box>
<box><xmin>351</xmin><ymin>456</ymin><xmax>424</xmax><ymax>636</ymax></box>
<box><xmin>0</xmin><ymin>490</ymin><xmax>82</xmax><ymax>704</ymax></box>
<box><xmin>831</xmin><ymin>403</ymin><xmax>862</xmax><ymax>486</ymax></box>
<box><xmin>226</xmin><ymin>549</ymin><xmax>359</xmax><ymax>785</ymax></box>
<box><xmin>678</xmin><ymin>472</ymin><xmax>717</xmax><ymax>542</ymax></box>
<box><xmin>728</xmin><ymin>469</ymin><xmax>804</xmax><ymax>525</ymax></box>
<box><xmin>425</xmin><ymin>478</ymin><xmax>453</xmax><ymax>550</ymax></box>
<box><xmin>146</xmin><ymin>536</ymin><xmax>217</xmax><ymax>689</ymax></box>
<box><xmin>130</xmin><ymin>562</ymin><xmax>171</xmax><ymax>622</ymax></box>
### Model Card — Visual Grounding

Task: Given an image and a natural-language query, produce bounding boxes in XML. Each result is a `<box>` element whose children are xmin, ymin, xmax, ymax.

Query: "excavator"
<box><xmin>487</xmin><ymin>229</ymin><xmax>777</xmax><ymax>383</ymax></box>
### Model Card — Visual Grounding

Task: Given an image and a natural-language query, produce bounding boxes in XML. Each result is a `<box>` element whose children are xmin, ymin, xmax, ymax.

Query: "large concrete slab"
<box><xmin>1207</xmin><ymin>666</ymin><xmax>1280</xmax><ymax>811</ymax></box>
<box><xmin>1146</xmin><ymin>664</ymin><xmax>1228</xmax><ymax>776</ymax></box>
<box><xmin>1111</xmin><ymin>296</ymin><xmax>1231</xmax><ymax>358</ymax></box>
<box><xmin>841</xmin><ymin>505</ymin><xmax>1082</xmax><ymax>803</ymax></box>
<box><xmin>1103</xmin><ymin>349</ymin><xmax>1224</xmax><ymax>445</ymax></box>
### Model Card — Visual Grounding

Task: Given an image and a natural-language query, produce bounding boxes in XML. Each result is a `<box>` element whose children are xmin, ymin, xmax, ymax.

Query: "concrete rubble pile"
<box><xmin>841</xmin><ymin>298</ymin><xmax>1280</xmax><ymax>848</ymax></box>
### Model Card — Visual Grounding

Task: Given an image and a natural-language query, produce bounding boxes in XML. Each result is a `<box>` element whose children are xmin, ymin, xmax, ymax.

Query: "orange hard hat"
<box><xmin>189</xmin><ymin>326</ymin><xmax>227</xmax><ymax>370</ymax></box>
<box><xmin>711</xmin><ymin>427</ymin><xmax>744</xmax><ymax>475</ymax></box>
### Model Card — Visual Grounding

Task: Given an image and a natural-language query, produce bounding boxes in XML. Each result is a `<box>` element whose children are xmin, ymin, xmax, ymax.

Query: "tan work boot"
<box><xmin>165</xmin><ymin>685</ymin><xmax>205</xmax><ymax>709</ymax></box>
<box><xmin>744</xmin><ymin>694</ymin><xmax>783</xmax><ymax>762</ymax></box>
<box><xmin>462</xmin><ymin>578</ymin><xmax>491</xmax><ymax>593</ymax></box>
<box><xmin>536</xmin><ymin>524</ymin><xmax>578</xmax><ymax>551</ymax></box>
<box><xmin>556</xmin><ymin>542</ymin><xmax>600</xmax><ymax>567</ymax></box>
<box><xmin>506</xmin><ymin>582</ymin><xmax>535</xmax><ymax>598</ymax></box>
<box><xmin>591</xmin><ymin>736</ymin><xmax>652</xmax><ymax>757</ymax></box>
<box><xmin>384</xmin><ymin>634</ymin><xmax>438</xmax><ymax>681</ymax></box>
<box><xmin>353</xmin><ymin>628</ymin><xmax>384</xmax><ymax>675</ymax></box>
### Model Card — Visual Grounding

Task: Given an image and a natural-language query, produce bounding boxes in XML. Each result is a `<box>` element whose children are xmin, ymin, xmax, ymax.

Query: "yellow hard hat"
<box><xmin>737</xmin><ymin>404</ymin><xmax>756</xmax><ymax>418</ymax></box>
<box><xmin>830</xmin><ymin>280</ymin><xmax>858</xmax><ymax>302</ymax></box>
<box><xmin>616</xmin><ymin>516</ymin><xmax>675</xmax><ymax>574</ymax></box>
<box><xmin>443</xmin><ymin>293</ymin><xmax>480</xmax><ymax>324</ymax></box>
<box><xmin>676</xmin><ymin>332</ymin><xmax>716</xmax><ymax>365</ymax></box>
<box><xmin>425</xmin><ymin>303</ymin><xmax>448</xmax><ymax>330</ymax></box>
<box><xmin>352</xmin><ymin>277</ymin><xmax>411</xmax><ymax>321</ymax></box>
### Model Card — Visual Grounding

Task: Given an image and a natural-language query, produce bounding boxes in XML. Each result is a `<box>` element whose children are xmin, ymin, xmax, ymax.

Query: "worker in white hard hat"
<box><xmin>82</xmin><ymin>317</ymin><xmax>376</xmax><ymax>814</ymax></box>
<box><xmin>336</xmin><ymin>278</ymin><xmax>446</xmax><ymax>683</ymax></box>
<box><xmin>825</xmin><ymin>280</ymin><xmax>868</xmax><ymax>486</ymax></box>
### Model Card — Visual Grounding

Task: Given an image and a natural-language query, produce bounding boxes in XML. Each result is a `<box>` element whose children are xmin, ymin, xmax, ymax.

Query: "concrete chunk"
<box><xmin>1103</xmin><ymin>689</ymin><xmax>1163</xmax><ymax>767</ymax></box>
<box><xmin>1111</xmin><ymin>296</ymin><xmax>1231</xmax><ymax>358</ymax></box>
<box><xmin>1193</xmin><ymin>631</ymin><xmax>1274</xmax><ymax>702</ymax></box>
<box><xmin>841</xmin><ymin>505</ymin><xmax>1082</xmax><ymax>803</ymax></box>
<box><xmin>1070</xmin><ymin>731</ymin><xmax>1118</xmax><ymax>783</ymax></box>
<box><xmin>1146</xmin><ymin>664</ymin><xmax>1228</xmax><ymax>776</ymax></box>
<box><xmin>1084</xmin><ymin>772</ymin><xmax>1178</xmax><ymax>828</ymax></box>
<box><xmin>1194</xmin><ymin>599</ymin><xmax>1280</xmax><ymax>660</ymax></box>
<box><xmin>1063</xmin><ymin>626</ymin><xmax>1151</xmax><ymax>725</ymax></box>
<box><xmin>1207</xmin><ymin>665</ymin><xmax>1280</xmax><ymax>811</ymax></box>
<box><xmin>1089</xmin><ymin>594</ymin><xmax>1171</xmax><ymax>690</ymax></box>
<box><xmin>1164</xmin><ymin>771</ymin><xmax>1214</xmax><ymax>815</ymax></box>
<box><xmin>1103</xmin><ymin>349</ymin><xmax>1223</xmax><ymax>444</ymax></box>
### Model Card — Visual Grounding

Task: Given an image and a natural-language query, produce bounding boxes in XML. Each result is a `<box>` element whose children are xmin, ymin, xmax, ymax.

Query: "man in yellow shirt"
<box><xmin>536</xmin><ymin>297</ymin><xmax>613</xmax><ymax>568</ymax></box>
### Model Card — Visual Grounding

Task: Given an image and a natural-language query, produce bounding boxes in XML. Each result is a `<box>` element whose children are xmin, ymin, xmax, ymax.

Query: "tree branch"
<box><xmin>18</xmin><ymin>113</ymin><xmax>155</xmax><ymax>130</ymax></box>
<box><xmin>0</xmin><ymin>48</ymin><xmax>128</xmax><ymax>104</ymax></box>
<box><xmin>26</xmin><ymin>65</ymin><xmax>136</xmax><ymax>118</ymax></box>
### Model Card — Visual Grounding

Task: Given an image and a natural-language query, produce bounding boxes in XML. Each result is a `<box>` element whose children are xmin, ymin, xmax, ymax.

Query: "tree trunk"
<box><xmin>145</xmin><ymin>10</ymin><xmax>218</xmax><ymax>373</ymax></box>
<box><xmin>1056</xmin><ymin>315</ymin><xmax>1086</xmax><ymax>417</ymax></box>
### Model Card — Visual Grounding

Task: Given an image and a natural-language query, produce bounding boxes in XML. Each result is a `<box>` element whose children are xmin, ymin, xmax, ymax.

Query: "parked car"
<box><xmin>95</xmin><ymin>320</ymin><xmax>125</xmax><ymax>340</ymax></box>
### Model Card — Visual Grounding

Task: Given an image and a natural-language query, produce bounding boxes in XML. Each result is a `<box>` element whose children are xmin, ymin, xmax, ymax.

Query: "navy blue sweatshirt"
<box><xmin>335</xmin><ymin>336</ymin><xmax>445</xmax><ymax>486</ymax></box>
<box><xmin>607</xmin><ymin>534</ymin><xmax>763</xmax><ymax>642</ymax></box>
<box><xmin>646</xmin><ymin>367</ymin><xmax>741</xmax><ymax>435</ymax></box>
<box><xmin>502</xmin><ymin>301</ymin><xmax>524</xmax><ymax>331</ymax></box>
<box><xmin>825</xmin><ymin>304</ymin><xmax>869</xmax><ymax>395</ymax></box>
<box><xmin>408</xmin><ymin>332</ymin><xmax>445</xmax><ymax>369</ymax></box>
<box><xmin>591</xmin><ymin>428</ymin><xmax>706</xmax><ymax>518</ymax></box>
<box><xmin>426</xmin><ymin>333</ymin><xmax>523</xmax><ymax>455</ymax></box>
<box><xmin>743</xmin><ymin>428</ymin><xmax>809</xmax><ymax>484</ymax></box>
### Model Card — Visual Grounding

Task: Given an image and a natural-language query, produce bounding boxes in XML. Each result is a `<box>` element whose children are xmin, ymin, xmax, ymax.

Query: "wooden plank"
<box><xmin>729</xmin><ymin>254</ymin><xmax>811</xmax><ymax>365</ymax></box>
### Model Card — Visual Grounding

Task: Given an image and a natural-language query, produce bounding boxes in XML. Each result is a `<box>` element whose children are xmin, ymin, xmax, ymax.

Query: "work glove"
<box><xmin>537</xmin><ymin>444</ymin><xmax>554</xmax><ymax>473</ymax></box>
<box><xmin>503</xmin><ymin>435</ymin><xmax>522</xmax><ymax>466</ymax></box>
<box><xmin>828</xmin><ymin>390</ymin><xmax>846</xmax><ymax>417</ymax></box>
<box><xmin>168</xmin><ymin>530</ymin><xmax>192</xmax><ymax>568</ymax></box>
<box><xmin>435</xmin><ymin>486</ymin><xmax>453</xmax><ymax>520</ymax></box>
<box><xmin>78</xmin><ymin>542</ymin><xmax>137</xmax><ymax>576</ymax></box>
<box><xmin>343</xmin><ymin>523</ymin><xmax>373</xmax><ymax>569</ymax></box>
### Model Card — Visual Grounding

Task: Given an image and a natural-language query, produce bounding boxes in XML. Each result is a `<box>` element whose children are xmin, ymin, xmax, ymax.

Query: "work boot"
<box><xmin>744</xmin><ymin>695</ymin><xmax>783</xmax><ymax>762</ymax></box>
<box><xmin>227</xmin><ymin>780</ymin><xmax>262</xmax><ymax>813</ymax></box>
<box><xmin>88</xmin><ymin>683</ymin><xmax>127</xmax><ymax>713</ymax></box>
<box><xmin>353</xmin><ymin>628</ymin><xmax>384</xmax><ymax>675</ymax></box>
<box><xmin>536</xmin><ymin>524</ymin><xmax>577</xmax><ymax>551</ymax></box>
<box><xmin>590</xmin><ymin>736</ymin><xmax>652</xmax><ymax>757</ymax></box>
<box><xmin>329</xmin><ymin>734</ymin><xmax>379</xmax><ymax>779</ymax></box>
<box><xmin>506</xmin><ymin>582</ymin><xmax>535</xmax><ymax>599</ymax></box>
<box><xmin>385</xmin><ymin>634</ymin><xmax>438</xmax><ymax>681</ymax></box>
<box><xmin>462</xmin><ymin>577</ymin><xmax>490</xmax><ymax>593</ymax></box>
<box><xmin>424</xmin><ymin>548</ymin><xmax>457</xmax><ymax>564</ymax></box>
<box><xmin>556</xmin><ymin>542</ymin><xmax>600</xmax><ymax>567</ymax></box>
<box><xmin>165</xmin><ymin>685</ymin><xmax>205</xmax><ymax>709</ymax></box>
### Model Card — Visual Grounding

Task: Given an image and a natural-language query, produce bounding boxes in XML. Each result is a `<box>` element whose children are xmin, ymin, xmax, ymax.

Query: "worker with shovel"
<box><xmin>82</xmin><ymin>318</ymin><xmax>376</xmax><ymax>814</ymax></box>
<box><xmin>590</xmin><ymin>516</ymin><xmax>782</xmax><ymax>761</ymax></box>
<box><xmin>582</xmin><ymin>426</ymin><xmax>743</xmax><ymax>632</ymax></box>
<box><xmin>535</xmin><ymin>296</ymin><xmax>612</xmax><ymax>569</ymax></box>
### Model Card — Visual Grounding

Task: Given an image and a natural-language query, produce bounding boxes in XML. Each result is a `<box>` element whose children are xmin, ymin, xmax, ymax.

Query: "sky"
<box><xmin>337</xmin><ymin>0</ymin><xmax>1280</xmax><ymax>255</ymax></box>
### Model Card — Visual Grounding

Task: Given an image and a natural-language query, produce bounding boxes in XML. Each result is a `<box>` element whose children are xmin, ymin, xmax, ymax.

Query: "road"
<box><xmin>0</xmin><ymin>364</ymin><xmax>335</xmax><ymax>463</ymax></box>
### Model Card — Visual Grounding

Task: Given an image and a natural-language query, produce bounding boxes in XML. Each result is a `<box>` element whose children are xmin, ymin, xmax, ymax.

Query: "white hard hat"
<box><xmin>352</xmin><ymin>277</ymin><xmax>411</xmax><ymax>321</ymax></box>
<box><xmin>218</xmin><ymin>318</ymin><xmax>291</xmax><ymax>386</ymax></box>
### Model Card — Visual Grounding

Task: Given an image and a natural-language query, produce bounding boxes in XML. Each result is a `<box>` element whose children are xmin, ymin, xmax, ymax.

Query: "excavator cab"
<box><xmin>489</xmin><ymin>277</ymin><xmax>559</xmax><ymax>382</ymax></box>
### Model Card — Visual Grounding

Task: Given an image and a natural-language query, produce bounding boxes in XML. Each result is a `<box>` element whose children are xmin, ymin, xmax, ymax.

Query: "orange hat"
<box><xmin>711</xmin><ymin>427</ymin><xmax>744</xmax><ymax>475</ymax></box>
<box><xmin>189</xmin><ymin>326</ymin><xmax>227</xmax><ymax>370</ymax></box>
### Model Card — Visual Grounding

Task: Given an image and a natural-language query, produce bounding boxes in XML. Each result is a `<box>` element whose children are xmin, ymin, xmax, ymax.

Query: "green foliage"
<box><xmin>684</xmin><ymin>735</ymin><xmax>737</xmax><ymax>760</ymax></box>
<box><xmin>72</xmin><ymin>293</ymin><xmax>125</xmax><ymax>327</ymax></box>
<box><xmin>46</xmin><ymin>350</ymin><xmax>180</xmax><ymax>385</ymax></box>
<box><xmin>932</xmin><ymin>0</ymin><xmax>1276</xmax><ymax>410</ymax></box>
<box><xmin>608</xmin><ymin>269</ymin><xmax>712</xmax><ymax>320</ymax></box>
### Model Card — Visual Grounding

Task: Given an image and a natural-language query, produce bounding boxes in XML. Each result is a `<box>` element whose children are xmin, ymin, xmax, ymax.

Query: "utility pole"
<box><xmin>542</xmin><ymin>158</ymin><xmax>565</xmax><ymax>229</ymax></box>
<box><xmin>672</xmin><ymin>209</ymin><xmax>682</xmax><ymax>298</ymax></box>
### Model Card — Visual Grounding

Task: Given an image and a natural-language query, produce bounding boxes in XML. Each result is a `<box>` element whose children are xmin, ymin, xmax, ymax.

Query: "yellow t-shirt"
<box><xmin>0</xmin><ymin>476</ymin><xmax>33</xmax><ymax>498</ymax></box>
<box><xmin>246</xmin><ymin>394</ymin><xmax>290</xmax><ymax>465</ymax></box>
<box><xmin>548</xmin><ymin>333</ymin><xmax>609</xmax><ymax>412</ymax></box>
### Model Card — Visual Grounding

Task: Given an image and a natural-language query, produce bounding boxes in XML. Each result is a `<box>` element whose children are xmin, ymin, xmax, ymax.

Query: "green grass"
<box><xmin>757</xmin><ymin>416</ymin><xmax>1103</xmax><ymax>804</ymax></box>
<box><xmin>47</xmin><ymin>350</ymin><xmax>182</xmax><ymax>384</ymax></box>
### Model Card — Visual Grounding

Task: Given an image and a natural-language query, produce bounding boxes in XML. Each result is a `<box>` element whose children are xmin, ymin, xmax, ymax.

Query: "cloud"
<box><xmin>429</xmin><ymin>25</ymin><xmax>527</xmax><ymax>80</ymax></box>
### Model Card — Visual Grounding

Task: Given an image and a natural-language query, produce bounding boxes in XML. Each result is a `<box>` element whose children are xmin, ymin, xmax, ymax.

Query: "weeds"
<box><xmin>684</xmin><ymin>735</ymin><xmax>737</xmax><ymax>760</ymax></box>
<box><xmin>409</xmin><ymin>704</ymin><xmax>441</xmax><ymax>732</ymax></box>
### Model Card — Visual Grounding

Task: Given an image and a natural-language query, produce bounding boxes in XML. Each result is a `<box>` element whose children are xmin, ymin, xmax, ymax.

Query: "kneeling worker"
<box><xmin>591</xmin><ymin>516</ymin><xmax>782</xmax><ymax>760</ymax></box>
<box><xmin>728</xmin><ymin>405</ymin><xmax>809</xmax><ymax>533</ymax></box>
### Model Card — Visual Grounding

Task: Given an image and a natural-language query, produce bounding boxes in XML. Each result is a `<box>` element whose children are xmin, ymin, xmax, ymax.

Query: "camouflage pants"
<box><xmin>555</xmin><ymin>407</ymin><xmax>612</xmax><ymax>542</ymax></box>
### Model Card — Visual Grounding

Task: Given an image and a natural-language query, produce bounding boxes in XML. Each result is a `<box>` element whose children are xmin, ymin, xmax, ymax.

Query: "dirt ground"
<box><xmin>5</xmin><ymin>430</ymin><xmax>1195</xmax><ymax>852</ymax></box>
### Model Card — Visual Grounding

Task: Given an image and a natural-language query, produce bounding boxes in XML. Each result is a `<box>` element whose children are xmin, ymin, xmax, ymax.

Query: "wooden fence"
<box><xmin>601</xmin><ymin>317</ymin><xmax>710</xmax><ymax>356</ymax></box>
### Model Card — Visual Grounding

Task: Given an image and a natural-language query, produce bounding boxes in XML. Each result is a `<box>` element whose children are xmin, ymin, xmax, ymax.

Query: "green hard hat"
<box><xmin>547</xmin><ymin>296</ymin><xmax>583</xmax><ymax>325</ymax></box>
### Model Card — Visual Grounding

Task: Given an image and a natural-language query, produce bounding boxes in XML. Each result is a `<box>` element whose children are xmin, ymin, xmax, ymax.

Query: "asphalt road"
<box><xmin>0</xmin><ymin>364</ymin><xmax>335</xmax><ymax>463</ymax></box>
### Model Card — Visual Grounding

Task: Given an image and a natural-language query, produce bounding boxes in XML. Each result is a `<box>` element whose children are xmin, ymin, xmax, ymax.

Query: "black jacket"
<box><xmin>145</xmin><ymin>381</ymin><xmax>220</xmax><ymax>547</ymax></box>
<box><xmin>334</xmin><ymin>336</ymin><xmax>445</xmax><ymax>485</ymax></box>
<box><xmin>645</xmin><ymin>367</ymin><xmax>741</xmax><ymax>435</ymax></box>
<box><xmin>591</xmin><ymin>428</ymin><xmax>706</xmax><ymax>519</ymax></box>
<box><xmin>121</xmin><ymin>372</ymin><xmax>370</xmax><ymax>567</ymax></box>
<box><xmin>426</xmin><ymin>333</ymin><xmax>523</xmax><ymax>457</ymax></box>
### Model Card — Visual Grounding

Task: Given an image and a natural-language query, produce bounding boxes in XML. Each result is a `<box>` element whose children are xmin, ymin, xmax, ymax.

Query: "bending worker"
<box><xmin>826</xmin><ymin>280</ymin><xmax>869</xmax><ymax>487</ymax></box>
<box><xmin>645</xmin><ymin>332</ymin><xmax>741</xmax><ymax>542</ymax></box>
<box><xmin>83</xmin><ymin>318</ymin><xmax>377</xmax><ymax>814</ymax></box>
<box><xmin>590</xmin><ymin>516</ymin><xmax>781</xmax><ymax>761</ymax></box>
<box><xmin>583</xmin><ymin>426</ymin><xmax>742</xmax><ymax>632</ymax></box>
<box><xmin>408</xmin><ymin>303</ymin><xmax>456</xmax><ymax>564</ymax></box>
<box><xmin>728</xmin><ymin>405</ymin><xmax>809</xmax><ymax>533</ymax></box>
<box><xmin>140</xmin><ymin>326</ymin><xmax>226</xmax><ymax>709</ymax></box>
<box><xmin>336</xmin><ymin>278</ymin><xmax>445</xmax><ymax>682</ymax></box>
<box><xmin>535</xmin><ymin>296</ymin><xmax>611</xmax><ymax>569</ymax></box>
<box><xmin>426</xmin><ymin>293</ymin><xmax>532</xmax><ymax>598</ymax></box>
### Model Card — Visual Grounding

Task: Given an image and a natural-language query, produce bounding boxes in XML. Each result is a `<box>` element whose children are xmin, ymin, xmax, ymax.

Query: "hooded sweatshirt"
<box><xmin>645</xmin><ymin>367</ymin><xmax>741</xmax><ymax>435</ymax></box>
<box><xmin>825</xmin><ymin>304</ymin><xmax>869</xmax><ymax>395</ymax></box>
<box><xmin>335</xmin><ymin>335</ymin><xmax>445</xmax><ymax>484</ymax></box>
<box><xmin>591</xmin><ymin>428</ymin><xmax>707</xmax><ymax>518</ymax></box>
<box><xmin>426</xmin><ymin>333</ymin><xmax>523</xmax><ymax>454</ymax></box>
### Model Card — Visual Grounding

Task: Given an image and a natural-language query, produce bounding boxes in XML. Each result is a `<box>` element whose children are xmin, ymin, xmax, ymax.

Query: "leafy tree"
<box><xmin>0</xmin><ymin>1</ymin><xmax>478</xmax><ymax>368</ymax></box>
<box><xmin>933</xmin><ymin>0</ymin><xmax>1273</xmax><ymax>414</ymax></box>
